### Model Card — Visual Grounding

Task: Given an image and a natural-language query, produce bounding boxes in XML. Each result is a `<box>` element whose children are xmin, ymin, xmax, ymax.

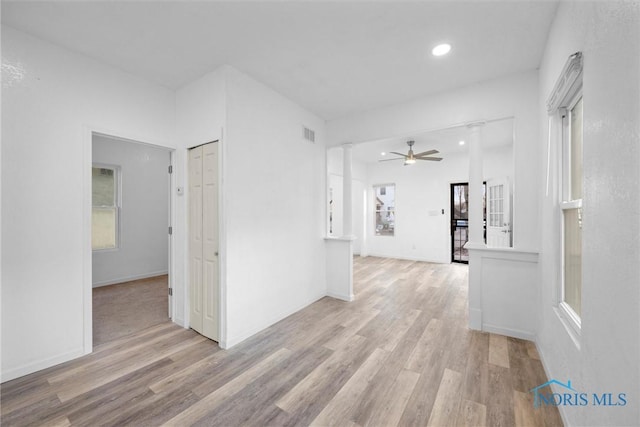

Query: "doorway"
<box><xmin>450</xmin><ymin>182</ymin><xmax>486</xmax><ymax>263</ymax></box>
<box><xmin>91</xmin><ymin>133</ymin><xmax>173</xmax><ymax>347</ymax></box>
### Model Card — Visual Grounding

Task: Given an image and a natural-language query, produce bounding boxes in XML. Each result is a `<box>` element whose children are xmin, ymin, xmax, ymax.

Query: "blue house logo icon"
<box><xmin>530</xmin><ymin>379</ymin><xmax>576</xmax><ymax>408</ymax></box>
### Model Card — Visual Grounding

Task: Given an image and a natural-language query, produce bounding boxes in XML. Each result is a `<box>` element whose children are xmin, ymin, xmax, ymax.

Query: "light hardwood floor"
<box><xmin>1</xmin><ymin>257</ymin><xmax>562</xmax><ymax>426</ymax></box>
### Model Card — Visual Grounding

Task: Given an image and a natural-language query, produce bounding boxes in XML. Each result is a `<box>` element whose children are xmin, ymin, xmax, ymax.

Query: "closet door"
<box><xmin>202</xmin><ymin>143</ymin><xmax>219</xmax><ymax>340</ymax></box>
<box><xmin>189</xmin><ymin>142</ymin><xmax>219</xmax><ymax>341</ymax></box>
<box><xmin>188</xmin><ymin>146</ymin><xmax>204</xmax><ymax>334</ymax></box>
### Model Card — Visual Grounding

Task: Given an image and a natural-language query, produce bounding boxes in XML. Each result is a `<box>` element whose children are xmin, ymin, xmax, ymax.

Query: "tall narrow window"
<box><xmin>374</xmin><ymin>184</ymin><xmax>395</xmax><ymax>236</ymax></box>
<box><xmin>92</xmin><ymin>165</ymin><xmax>120</xmax><ymax>250</ymax></box>
<box><xmin>548</xmin><ymin>52</ymin><xmax>583</xmax><ymax>330</ymax></box>
<box><xmin>561</xmin><ymin>96</ymin><xmax>583</xmax><ymax>319</ymax></box>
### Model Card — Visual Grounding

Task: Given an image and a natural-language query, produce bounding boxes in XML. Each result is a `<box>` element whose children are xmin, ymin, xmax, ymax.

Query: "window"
<box><xmin>547</xmin><ymin>52</ymin><xmax>583</xmax><ymax>329</ymax></box>
<box><xmin>374</xmin><ymin>184</ymin><xmax>395</xmax><ymax>236</ymax></box>
<box><xmin>92</xmin><ymin>165</ymin><xmax>120</xmax><ymax>250</ymax></box>
<box><xmin>561</xmin><ymin>95</ymin><xmax>583</xmax><ymax>320</ymax></box>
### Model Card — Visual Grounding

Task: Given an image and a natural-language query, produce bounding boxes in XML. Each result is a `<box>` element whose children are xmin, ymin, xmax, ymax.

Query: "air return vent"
<box><xmin>303</xmin><ymin>126</ymin><xmax>315</xmax><ymax>143</ymax></box>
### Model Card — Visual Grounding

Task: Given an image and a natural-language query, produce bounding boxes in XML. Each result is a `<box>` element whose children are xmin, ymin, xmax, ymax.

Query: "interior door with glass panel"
<box><xmin>486</xmin><ymin>178</ymin><xmax>512</xmax><ymax>248</ymax></box>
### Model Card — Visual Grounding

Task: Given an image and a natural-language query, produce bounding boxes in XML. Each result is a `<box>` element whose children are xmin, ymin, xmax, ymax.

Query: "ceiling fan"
<box><xmin>380</xmin><ymin>140</ymin><xmax>443</xmax><ymax>165</ymax></box>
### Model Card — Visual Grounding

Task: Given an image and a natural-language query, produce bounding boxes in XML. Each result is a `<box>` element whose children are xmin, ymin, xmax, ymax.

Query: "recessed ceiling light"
<box><xmin>432</xmin><ymin>43</ymin><xmax>452</xmax><ymax>57</ymax></box>
<box><xmin>381</xmin><ymin>152</ymin><xmax>386</xmax><ymax>156</ymax></box>
<box><xmin>459</xmin><ymin>140</ymin><xmax>465</xmax><ymax>145</ymax></box>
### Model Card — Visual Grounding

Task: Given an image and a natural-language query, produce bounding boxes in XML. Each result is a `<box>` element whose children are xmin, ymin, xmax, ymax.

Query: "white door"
<box><xmin>486</xmin><ymin>178</ymin><xmax>511</xmax><ymax>248</ymax></box>
<box><xmin>202</xmin><ymin>143</ymin><xmax>219</xmax><ymax>340</ymax></box>
<box><xmin>188</xmin><ymin>143</ymin><xmax>219</xmax><ymax>341</ymax></box>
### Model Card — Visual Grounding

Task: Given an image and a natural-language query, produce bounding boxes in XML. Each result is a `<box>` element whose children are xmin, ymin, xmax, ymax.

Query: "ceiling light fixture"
<box><xmin>459</xmin><ymin>140</ymin><xmax>465</xmax><ymax>145</ymax></box>
<box><xmin>381</xmin><ymin>152</ymin><xmax>386</xmax><ymax>156</ymax></box>
<box><xmin>404</xmin><ymin>158</ymin><xmax>416</xmax><ymax>165</ymax></box>
<box><xmin>432</xmin><ymin>43</ymin><xmax>452</xmax><ymax>57</ymax></box>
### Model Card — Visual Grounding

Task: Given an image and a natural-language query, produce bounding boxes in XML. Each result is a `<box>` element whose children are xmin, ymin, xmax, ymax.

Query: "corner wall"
<box><xmin>223</xmin><ymin>67</ymin><xmax>327</xmax><ymax>347</ymax></box>
<box><xmin>537</xmin><ymin>2</ymin><xmax>640</xmax><ymax>425</ymax></box>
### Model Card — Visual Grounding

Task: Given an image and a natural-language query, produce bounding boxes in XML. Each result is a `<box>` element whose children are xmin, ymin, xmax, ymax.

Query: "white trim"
<box><xmin>324</xmin><ymin>236</ymin><xmax>356</xmax><ymax>242</ymax></box>
<box><xmin>327</xmin><ymin>291</ymin><xmax>355</xmax><ymax>302</ymax></box>
<box><xmin>92</xmin><ymin>270</ymin><xmax>169</xmax><ymax>288</ymax></box>
<box><xmin>363</xmin><ymin>252</ymin><xmax>449</xmax><ymax>264</ymax></box>
<box><xmin>482</xmin><ymin>323</ymin><xmax>535</xmax><ymax>341</ymax></box>
<box><xmin>546</xmin><ymin>52</ymin><xmax>583</xmax><ymax>113</ymax></box>
<box><xmin>217</xmin><ymin>131</ymin><xmax>227</xmax><ymax>345</ymax></box>
<box><xmin>466</xmin><ymin>246</ymin><xmax>539</xmax><ymax>261</ymax></box>
<box><xmin>469</xmin><ymin>308</ymin><xmax>482</xmax><ymax>330</ymax></box>
<box><xmin>560</xmin><ymin>199</ymin><xmax>581</xmax><ymax>210</ymax></box>
<box><xmin>549</xmin><ymin>53</ymin><xmax>584</xmax><ymax>331</ymax></box>
<box><xmin>535</xmin><ymin>340</ymin><xmax>570</xmax><ymax>427</ymax></box>
<box><xmin>83</xmin><ymin>125</ymin><xmax>178</xmax><ymax>357</ymax></box>
<box><xmin>1</xmin><ymin>348</ymin><xmax>85</xmax><ymax>383</ymax></box>
<box><xmin>555</xmin><ymin>303</ymin><xmax>582</xmax><ymax>349</ymax></box>
<box><xmin>220</xmin><ymin>293</ymin><xmax>326</xmax><ymax>349</ymax></box>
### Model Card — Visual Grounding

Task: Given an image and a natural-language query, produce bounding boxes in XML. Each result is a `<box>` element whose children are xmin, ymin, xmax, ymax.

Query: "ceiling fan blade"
<box><xmin>413</xmin><ymin>149</ymin><xmax>439</xmax><ymax>157</ymax></box>
<box><xmin>415</xmin><ymin>157</ymin><xmax>443</xmax><ymax>161</ymax></box>
<box><xmin>389</xmin><ymin>152</ymin><xmax>408</xmax><ymax>158</ymax></box>
<box><xmin>378</xmin><ymin>157</ymin><xmax>405</xmax><ymax>162</ymax></box>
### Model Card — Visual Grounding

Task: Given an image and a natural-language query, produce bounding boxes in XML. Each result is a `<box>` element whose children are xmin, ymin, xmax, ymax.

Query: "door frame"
<box><xmin>450</xmin><ymin>182</ymin><xmax>470</xmax><ymax>264</ymax></box>
<box><xmin>83</xmin><ymin>126</ymin><xmax>176</xmax><ymax>355</ymax></box>
<box><xmin>185</xmin><ymin>139</ymin><xmax>225</xmax><ymax>346</ymax></box>
<box><xmin>450</xmin><ymin>181</ymin><xmax>486</xmax><ymax>264</ymax></box>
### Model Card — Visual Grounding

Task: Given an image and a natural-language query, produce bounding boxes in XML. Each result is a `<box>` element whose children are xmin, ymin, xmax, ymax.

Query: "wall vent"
<box><xmin>303</xmin><ymin>126</ymin><xmax>315</xmax><ymax>143</ymax></box>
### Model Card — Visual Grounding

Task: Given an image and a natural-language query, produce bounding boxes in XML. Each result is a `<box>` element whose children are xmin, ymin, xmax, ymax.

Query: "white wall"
<box><xmin>92</xmin><ymin>135</ymin><xmax>170</xmax><ymax>287</ymax></box>
<box><xmin>327</xmin><ymin>71</ymin><xmax>539</xmax><ymax>252</ymax></box>
<box><xmin>1</xmin><ymin>27</ymin><xmax>177</xmax><ymax>381</ymax></box>
<box><xmin>537</xmin><ymin>2</ymin><xmax>640</xmax><ymax>425</ymax></box>
<box><xmin>223</xmin><ymin>67</ymin><xmax>327</xmax><ymax>347</ymax></box>
<box><xmin>364</xmin><ymin>146</ymin><xmax>513</xmax><ymax>263</ymax></box>
<box><xmin>174</xmin><ymin>68</ymin><xmax>227</xmax><ymax>329</ymax></box>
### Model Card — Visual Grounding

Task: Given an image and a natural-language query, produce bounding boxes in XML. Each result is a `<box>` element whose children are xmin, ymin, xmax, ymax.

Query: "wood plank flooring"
<box><xmin>93</xmin><ymin>275</ymin><xmax>169</xmax><ymax>346</ymax></box>
<box><xmin>1</xmin><ymin>257</ymin><xmax>563</xmax><ymax>426</ymax></box>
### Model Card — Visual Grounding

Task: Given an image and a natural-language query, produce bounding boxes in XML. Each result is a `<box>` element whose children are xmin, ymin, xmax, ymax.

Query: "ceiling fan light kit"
<box><xmin>380</xmin><ymin>140</ymin><xmax>443</xmax><ymax>165</ymax></box>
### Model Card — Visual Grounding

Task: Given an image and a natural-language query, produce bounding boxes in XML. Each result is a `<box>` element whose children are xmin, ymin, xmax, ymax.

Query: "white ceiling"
<box><xmin>1</xmin><ymin>1</ymin><xmax>558</xmax><ymax>120</ymax></box>
<box><xmin>350</xmin><ymin>118</ymin><xmax>514</xmax><ymax>164</ymax></box>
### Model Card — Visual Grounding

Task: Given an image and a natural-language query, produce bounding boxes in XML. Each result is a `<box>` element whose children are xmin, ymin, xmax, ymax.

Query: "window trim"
<box><xmin>548</xmin><ymin>52</ymin><xmax>583</xmax><ymax>336</ymax></box>
<box><xmin>373</xmin><ymin>183</ymin><xmax>395</xmax><ymax>237</ymax></box>
<box><xmin>92</xmin><ymin>163</ymin><xmax>122</xmax><ymax>251</ymax></box>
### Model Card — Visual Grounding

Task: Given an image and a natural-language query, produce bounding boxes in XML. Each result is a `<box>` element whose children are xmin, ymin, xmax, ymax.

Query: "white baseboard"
<box><xmin>220</xmin><ymin>292</ymin><xmax>326</xmax><ymax>349</ymax></box>
<box><xmin>327</xmin><ymin>291</ymin><xmax>354</xmax><ymax>302</ymax></box>
<box><xmin>482</xmin><ymin>323</ymin><xmax>536</xmax><ymax>341</ymax></box>
<box><xmin>535</xmin><ymin>339</ymin><xmax>570</xmax><ymax>426</ymax></box>
<box><xmin>469</xmin><ymin>308</ymin><xmax>482</xmax><ymax>330</ymax></box>
<box><xmin>1</xmin><ymin>348</ymin><xmax>85</xmax><ymax>383</ymax></box>
<box><xmin>92</xmin><ymin>270</ymin><xmax>168</xmax><ymax>288</ymax></box>
<box><xmin>364</xmin><ymin>252</ymin><xmax>448</xmax><ymax>264</ymax></box>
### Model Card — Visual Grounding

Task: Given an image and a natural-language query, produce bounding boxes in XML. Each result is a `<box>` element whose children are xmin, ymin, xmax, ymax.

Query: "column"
<box><xmin>466</xmin><ymin>121</ymin><xmax>485</xmax><ymax>331</ymax></box>
<box><xmin>467</xmin><ymin>122</ymin><xmax>485</xmax><ymax>247</ymax></box>
<box><xmin>342</xmin><ymin>143</ymin><xmax>353</xmax><ymax>237</ymax></box>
